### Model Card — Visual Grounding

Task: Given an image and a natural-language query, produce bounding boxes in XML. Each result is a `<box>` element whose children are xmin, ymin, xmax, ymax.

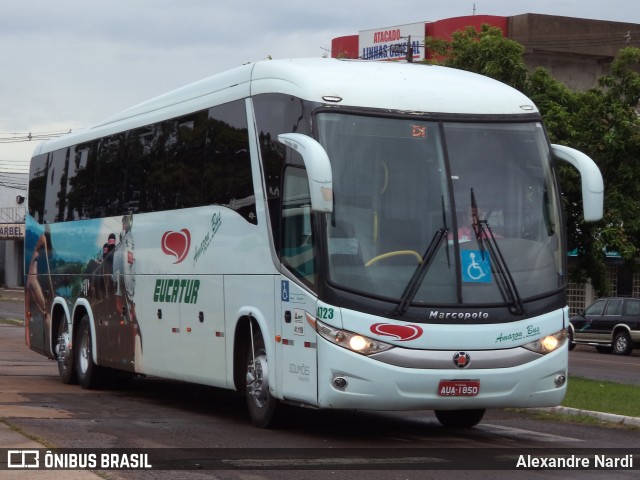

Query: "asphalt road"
<box><xmin>0</xmin><ymin>290</ymin><xmax>24</xmax><ymax>321</ymax></box>
<box><xmin>569</xmin><ymin>345</ymin><xmax>640</xmax><ymax>385</ymax></box>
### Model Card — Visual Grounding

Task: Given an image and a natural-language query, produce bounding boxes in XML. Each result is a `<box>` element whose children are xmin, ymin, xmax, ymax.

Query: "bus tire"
<box><xmin>245</xmin><ymin>332</ymin><xmax>281</xmax><ymax>428</ymax></box>
<box><xmin>434</xmin><ymin>409</ymin><xmax>485</xmax><ymax>428</ymax></box>
<box><xmin>75</xmin><ymin>314</ymin><xmax>107</xmax><ymax>389</ymax></box>
<box><xmin>568</xmin><ymin>329</ymin><xmax>576</xmax><ymax>351</ymax></box>
<box><xmin>55</xmin><ymin>314</ymin><xmax>76</xmax><ymax>384</ymax></box>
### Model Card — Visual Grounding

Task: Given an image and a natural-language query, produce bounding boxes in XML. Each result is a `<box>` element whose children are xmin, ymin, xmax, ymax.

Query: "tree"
<box><xmin>425</xmin><ymin>26</ymin><xmax>640</xmax><ymax>294</ymax></box>
<box><xmin>425</xmin><ymin>25</ymin><xmax>529</xmax><ymax>91</ymax></box>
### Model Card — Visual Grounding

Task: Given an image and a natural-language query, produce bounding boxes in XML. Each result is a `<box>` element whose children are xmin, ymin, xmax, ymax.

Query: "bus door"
<box><xmin>279</xmin><ymin>279</ymin><xmax>318</xmax><ymax>404</ymax></box>
<box><xmin>278</xmin><ymin>164</ymin><xmax>319</xmax><ymax>405</ymax></box>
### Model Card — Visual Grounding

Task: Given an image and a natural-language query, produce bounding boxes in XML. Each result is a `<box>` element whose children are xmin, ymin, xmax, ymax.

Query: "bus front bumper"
<box><xmin>316</xmin><ymin>338</ymin><xmax>568</xmax><ymax>411</ymax></box>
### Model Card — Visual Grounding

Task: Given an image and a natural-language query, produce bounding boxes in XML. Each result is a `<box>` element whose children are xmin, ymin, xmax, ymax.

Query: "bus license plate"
<box><xmin>438</xmin><ymin>380</ymin><xmax>480</xmax><ymax>397</ymax></box>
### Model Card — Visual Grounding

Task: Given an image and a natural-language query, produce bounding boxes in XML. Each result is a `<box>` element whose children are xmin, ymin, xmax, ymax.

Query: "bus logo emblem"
<box><xmin>370</xmin><ymin>323</ymin><xmax>423</xmax><ymax>341</ymax></box>
<box><xmin>161</xmin><ymin>229</ymin><xmax>191</xmax><ymax>264</ymax></box>
<box><xmin>453</xmin><ymin>352</ymin><xmax>471</xmax><ymax>368</ymax></box>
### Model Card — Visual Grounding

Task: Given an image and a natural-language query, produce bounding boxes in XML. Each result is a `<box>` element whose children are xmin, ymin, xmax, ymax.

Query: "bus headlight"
<box><xmin>316</xmin><ymin>320</ymin><xmax>394</xmax><ymax>355</ymax></box>
<box><xmin>522</xmin><ymin>329</ymin><xmax>567</xmax><ymax>354</ymax></box>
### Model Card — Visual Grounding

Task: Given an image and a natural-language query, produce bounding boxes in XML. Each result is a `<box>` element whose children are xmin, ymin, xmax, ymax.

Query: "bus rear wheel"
<box><xmin>55</xmin><ymin>315</ymin><xmax>76</xmax><ymax>384</ymax></box>
<box><xmin>75</xmin><ymin>315</ymin><xmax>107</xmax><ymax>389</ymax></box>
<box><xmin>245</xmin><ymin>332</ymin><xmax>281</xmax><ymax>428</ymax></box>
<box><xmin>434</xmin><ymin>409</ymin><xmax>485</xmax><ymax>428</ymax></box>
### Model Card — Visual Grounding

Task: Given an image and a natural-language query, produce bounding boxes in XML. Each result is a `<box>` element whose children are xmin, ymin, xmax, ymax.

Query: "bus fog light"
<box><xmin>555</xmin><ymin>374</ymin><xmax>566</xmax><ymax>387</ymax></box>
<box><xmin>333</xmin><ymin>376</ymin><xmax>348</xmax><ymax>390</ymax></box>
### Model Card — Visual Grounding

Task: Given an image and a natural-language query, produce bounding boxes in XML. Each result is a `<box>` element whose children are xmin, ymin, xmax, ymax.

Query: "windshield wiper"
<box><xmin>470</xmin><ymin>189</ymin><xmax>525</xmax><ymax>315</ymax></box>
<box><xmin>441</xmin><ymin>195</ymin><xmax>451</xmax><ymax>268</ymax></box>
<box><xmin>393</xmin><ymin>228</ymin><xmax>447</xmax><ymax>317</ymax></box>
<box><xmin>394</xmin><ymin>211</ymin><xmax>449</xmax><ymax>316</ymax></box>
<box><xmin>470</xmin><ymin>188</ymin><xmax>485</xmax><ymax>260</ymax></box>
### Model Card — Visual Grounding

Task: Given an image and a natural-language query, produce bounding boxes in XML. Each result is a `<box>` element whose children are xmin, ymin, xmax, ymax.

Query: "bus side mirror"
<box><xmin>278</xmin><ymin>133</ymin><xmax>333</xmax><ymax>213</ymax></box>
<box><xmin>551</xmin><ymin>144</ymin><xmax>604</xmax><ymax>222</ymax></box>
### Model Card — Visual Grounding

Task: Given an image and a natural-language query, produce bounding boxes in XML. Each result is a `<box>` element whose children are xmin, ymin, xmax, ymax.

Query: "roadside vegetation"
<box><xmin>0</xmin><ymin>318</ymin><xmax>22</xmax><ymax>326</ymax></box>
<box><xmin>563</xmin><ymin>376</ymin><xmax>640</xmax><ymax>418</ymax></box>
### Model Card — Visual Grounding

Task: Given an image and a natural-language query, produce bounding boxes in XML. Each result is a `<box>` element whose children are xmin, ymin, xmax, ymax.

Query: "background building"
<box><xmin>332</xmin><ymin>13</ymin><xmax>640</xmax><ymax>91</ymax></box>
<box><xmin>0</xmin><ymin>173</ymin><xmax>27</xmax><ymax>288</ymax></box>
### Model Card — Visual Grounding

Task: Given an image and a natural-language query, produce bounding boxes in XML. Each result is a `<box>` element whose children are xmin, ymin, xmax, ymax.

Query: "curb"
<box><xmin>535</xmin><ymin>406</ymin><xmax>640</xmax><ymax>428</ymax></box>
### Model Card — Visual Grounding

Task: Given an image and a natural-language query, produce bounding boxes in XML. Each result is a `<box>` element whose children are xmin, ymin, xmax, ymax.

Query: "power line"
<box><xmin>0</xmin><ymin>129</ymin><xmax>72</xmax><ymax>144</ymax></box>
<box><xmin>0</xmin><ymin>160</ymin><xmax>30</xmax><ymax>175</ymax></box>
<box><xmin>0</xmin><ymin>170</ymin><xmax>28</xmax><ymax>190</ymax></box>
<box><xmin>0</xmin><ymin>160</ymin><xmax>29</xmax><ymax>166</ymax></box>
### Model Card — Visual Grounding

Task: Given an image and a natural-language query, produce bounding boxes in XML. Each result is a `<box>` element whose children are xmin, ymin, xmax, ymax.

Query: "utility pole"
<box><xmin>406</xmin><ymin>35</ymin><xmax>413</xmax><ymax>63</ymax></box>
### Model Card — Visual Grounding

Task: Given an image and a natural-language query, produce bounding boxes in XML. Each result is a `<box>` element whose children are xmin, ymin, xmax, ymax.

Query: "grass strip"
<box><xmin>564</xmin><ymin>376</ymin><xmax>640</xmax><ymax>418</ymax></box>
<box><xmin>0</xmin><ymin>318</ymin><xmax>23</xmax><ymax>326</ymax></box>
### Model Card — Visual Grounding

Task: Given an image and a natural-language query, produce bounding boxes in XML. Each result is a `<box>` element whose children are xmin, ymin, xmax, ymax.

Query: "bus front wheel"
<box><xmin>245</xmin><ymin>332</ymin><xmax>281</xmax><ymax>428</ymax></box>
<box><xmin>434</xmin><ymin>409</ymin><xmax>485</xmax><ymax>428</ymax></box>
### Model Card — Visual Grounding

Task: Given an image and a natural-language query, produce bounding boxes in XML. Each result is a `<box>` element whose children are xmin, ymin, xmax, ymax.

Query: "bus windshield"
<box><xmin>317</xmin><ymin>113</ymin><xmax>564</xmax><ymax>310</ymax></box>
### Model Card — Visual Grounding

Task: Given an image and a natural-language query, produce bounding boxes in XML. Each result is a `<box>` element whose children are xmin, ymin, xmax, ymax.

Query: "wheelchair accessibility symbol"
<box><xmin>281</xmin><ymin>280</ymin><xmax>290</xmax><ymax>302</ymax></box>
<box><xmin>461</xmin><ymin>250</ymin><xmax>492</xmax><ymax>283</ymax></box>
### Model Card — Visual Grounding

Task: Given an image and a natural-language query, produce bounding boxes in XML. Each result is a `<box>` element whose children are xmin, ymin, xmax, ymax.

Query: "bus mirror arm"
<box><xmin>551</xmin><ymin>144</ymin><xmax>604</xmax><ymax>222</ymax></box>
<box><xmin>278</xmin><ymin>133</ymin><xmax>333</xmax><ymax>213</ymax></box>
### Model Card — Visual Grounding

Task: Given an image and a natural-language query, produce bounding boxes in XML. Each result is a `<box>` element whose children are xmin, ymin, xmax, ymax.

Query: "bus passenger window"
<box><xmin>280</xmin><ymin>165</ymin><xmax>316</xmax><ymax>287</ymax></box>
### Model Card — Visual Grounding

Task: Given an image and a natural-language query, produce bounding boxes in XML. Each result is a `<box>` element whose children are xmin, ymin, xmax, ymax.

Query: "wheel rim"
<box><xmin>56</xmin><ymin>328</ymin><xmax>71</xmax><ymax>373</ymax></box>
<box><xmin>246</xmin><ymin>351</ymin><xmax>269</xmax><ymax>409</ymax></box>
<box><xmin>79</xmin><ymin>330</ymin><xmax>90</xmax><ymax>374</ymax></box>
<box><xmin>615</xmin><ymin>335</ymin><xmax>628</xmax><ymax>353</ymax></box>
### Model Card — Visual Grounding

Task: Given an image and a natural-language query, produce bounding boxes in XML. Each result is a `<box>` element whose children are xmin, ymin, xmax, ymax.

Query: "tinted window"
<box><xmin>281</xmin><ymin>165</ymin><xmax>316</xmax><ymax>287</ymax></box>
<box><xmin>66</xmin><ymin>142</ymin><xmax>95</xmax><ymax>221</ymax></box>
<box><xmin>252</xmin><ymin>94</ymin><xmax>316</xmax><ymax>243</ymax></box>
<box><xmin>203</xmin><ymin>102</ymin><xmax>255</xmax><ymax>223</ymax></box>
<box><xmin>94</xmin><ymin>134</ymin><xmax>125</xmax><ymax>218</ymax></box>
<box><xmin>144</xmin><ymin>113</ymin><xmax>208</xmax><ymax>211</ymax></box>
<box><xmin>29</xmin><ymin>100</ymin><xmax>256</xmax><ymax>224</ymax></box>
<box><xmin>623</xmin><ymin>299</ymin><xmax>640</xmax><ymax>315</ymax></box>
<box><xmin>27</xmin><ymin>153</ymin><xmax>49</xmax><ymax>223</ymax></box>
<box><xmin>604</xmin><ymin>299</ymin><xmax>622</xmax><ymax>315</ymax></box>
<box><xmin>585</xmin><ymin>299</ymin><xmax>606</xmax><ymax>316</ymax></box>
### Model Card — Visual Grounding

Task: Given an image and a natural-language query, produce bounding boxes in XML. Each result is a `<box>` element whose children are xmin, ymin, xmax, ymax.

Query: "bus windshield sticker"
<box><xmin>461</xmin><ymin>250</ymin><xmax>492</xmax><ymax>283</ymax></box>
<box><xmin>411</xmin><ymin>125</ymin><xmax>427</xmax><ymax>138</ymax></box>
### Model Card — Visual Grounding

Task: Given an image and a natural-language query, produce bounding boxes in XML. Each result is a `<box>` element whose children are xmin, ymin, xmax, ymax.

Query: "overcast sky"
<box><xmin>2</xmin><ymin>0</ymin><xmax>640</xmax><ymax>170</ymax></box>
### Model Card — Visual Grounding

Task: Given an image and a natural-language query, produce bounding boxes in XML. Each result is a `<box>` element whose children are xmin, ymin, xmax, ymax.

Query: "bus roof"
<box><xmin>34</xmin><ymin>58</ymin><xmax>538</xmax><ymax>155</ymax></box>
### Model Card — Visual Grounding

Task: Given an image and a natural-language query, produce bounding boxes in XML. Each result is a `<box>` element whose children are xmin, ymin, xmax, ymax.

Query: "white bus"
<box><xmin>25</xmin><ymin>58</ymin><xmax>603</xmax><ymax>428</ymax></box>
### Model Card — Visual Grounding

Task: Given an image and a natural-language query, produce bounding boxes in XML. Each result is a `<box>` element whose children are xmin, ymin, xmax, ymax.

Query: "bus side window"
<box><xmin>28</xmin><ymin>153</ymin><xmax>49</xmax><ymax>223</ymax></box>
<box><xmin>280</xmin><ymin>165</ymin><xmax>316</xmax><ymax>287</ymax></box>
